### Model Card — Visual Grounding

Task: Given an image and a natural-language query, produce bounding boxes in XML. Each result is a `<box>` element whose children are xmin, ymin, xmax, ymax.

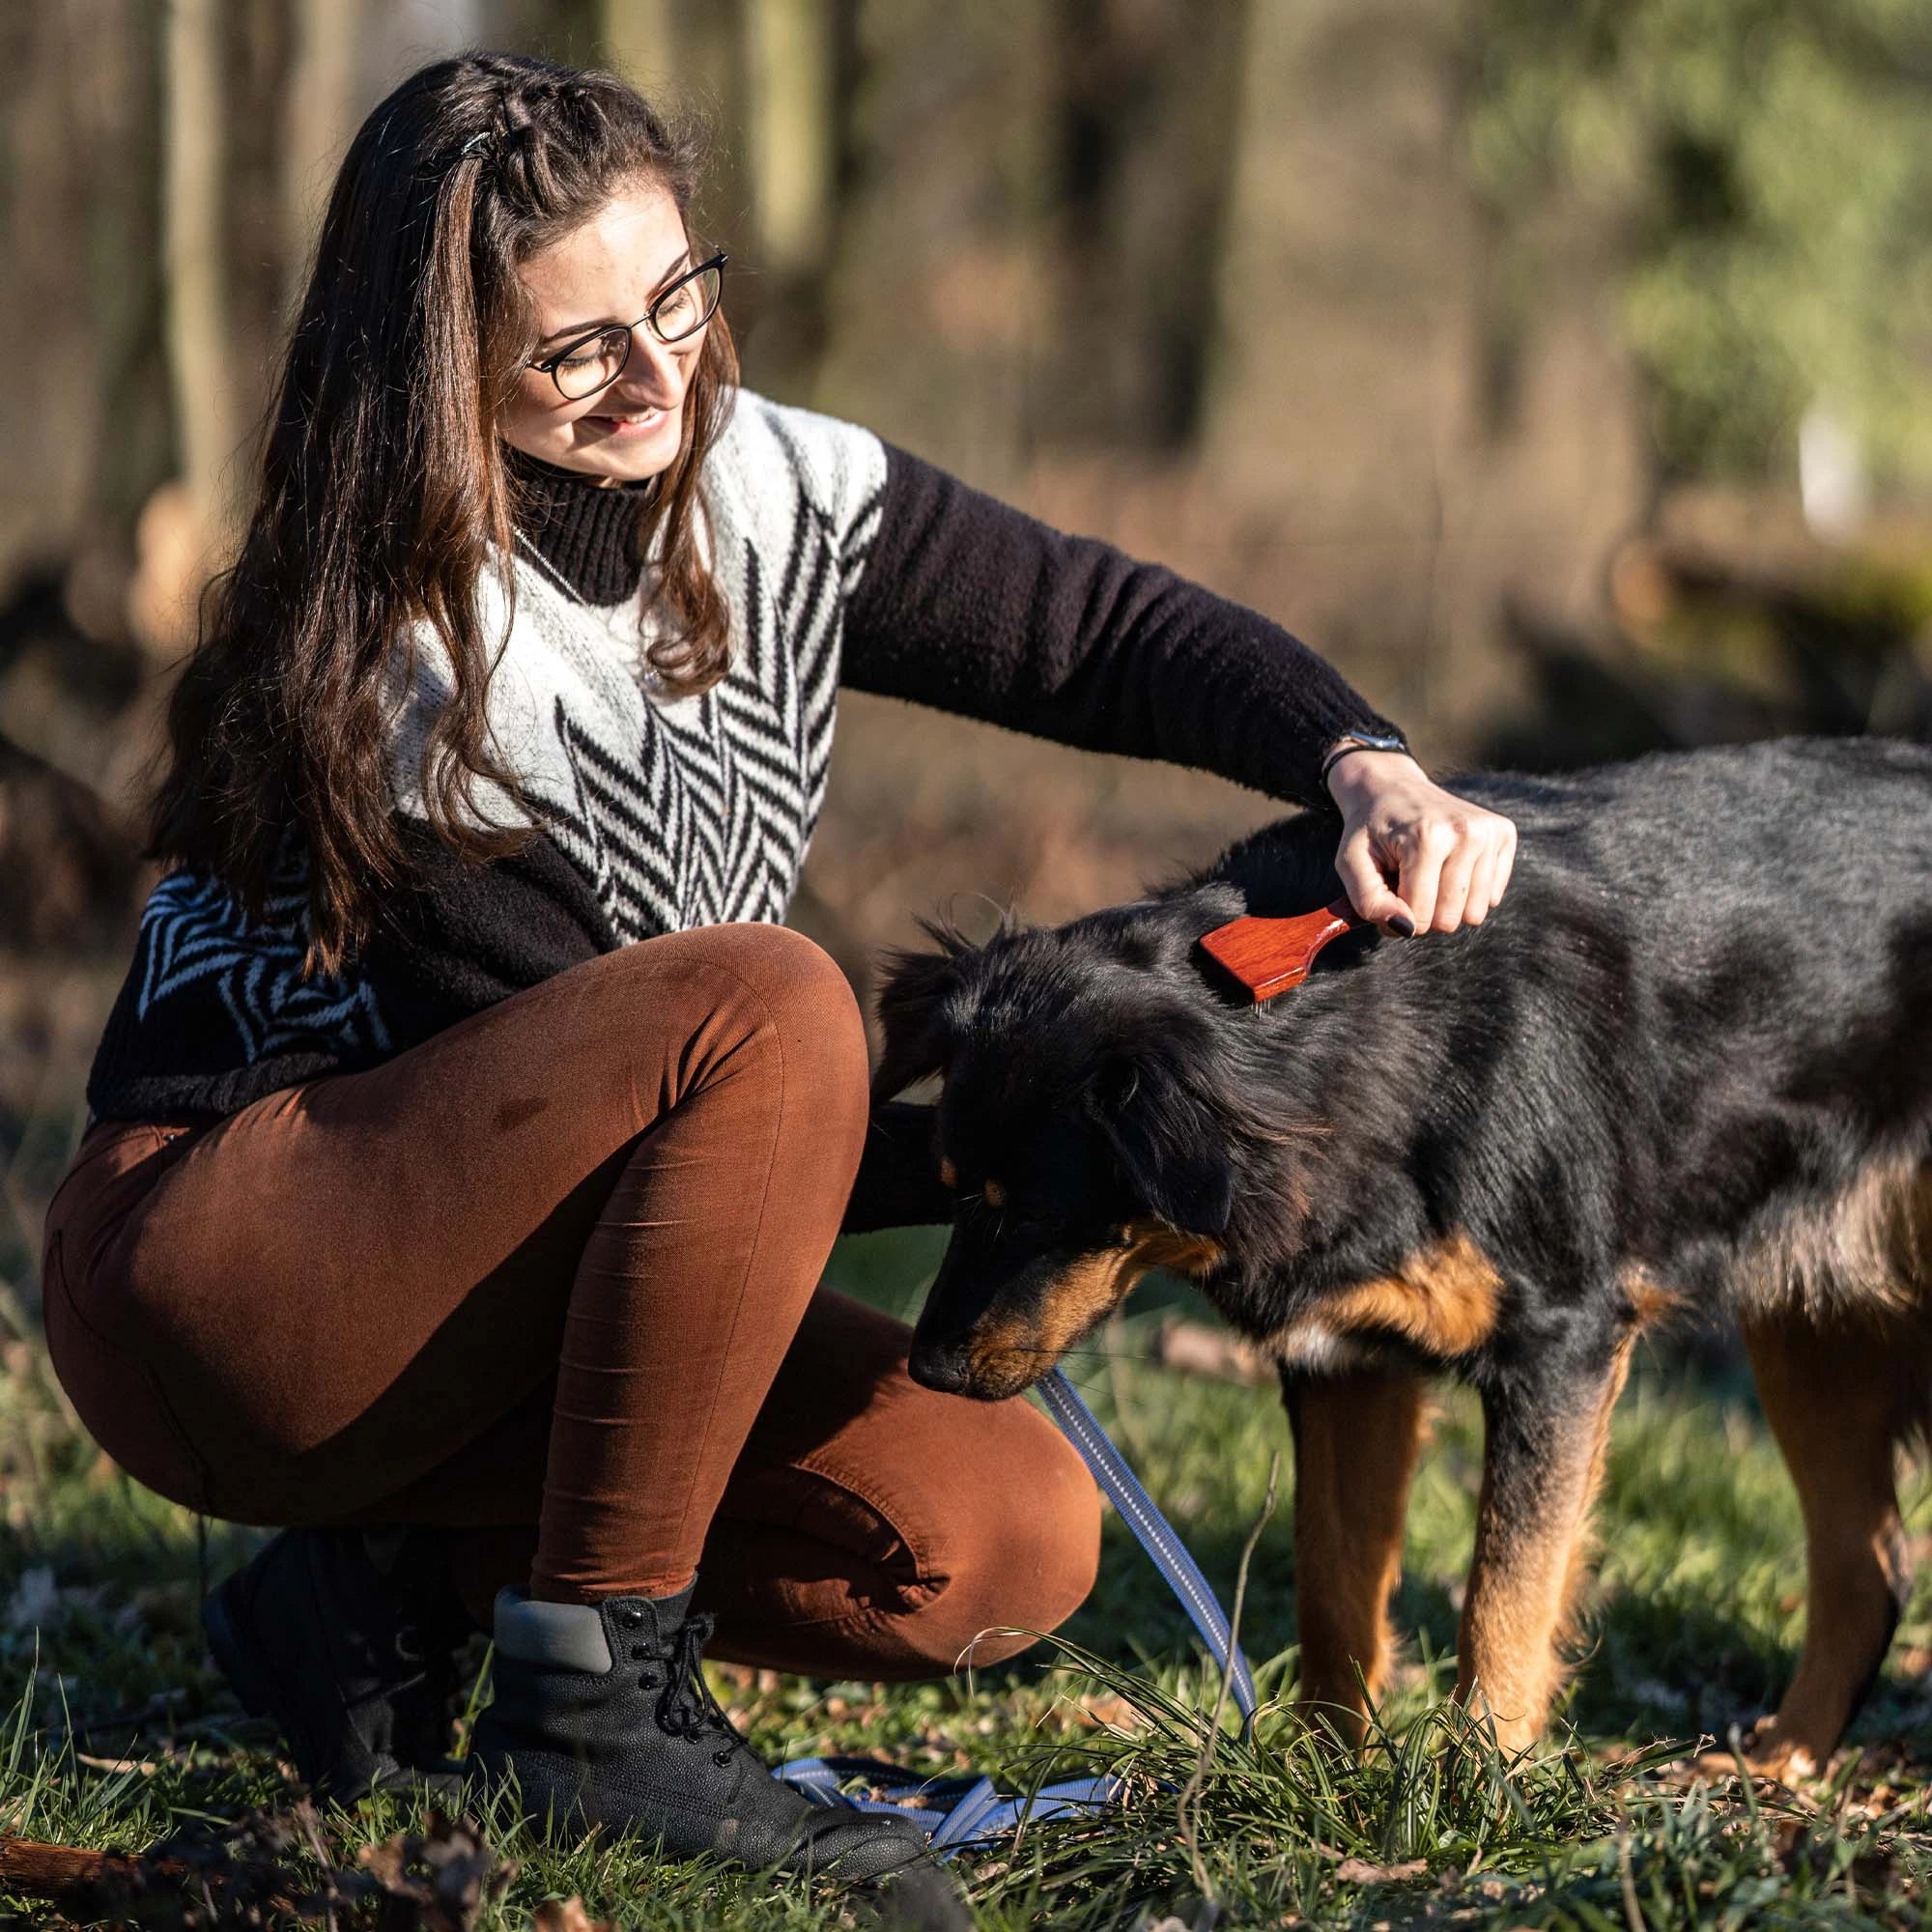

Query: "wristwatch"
<box><xmin>1318</xmin><ymin>728</ymin><xmax>1411</xmax><ymax>790</ymax></box>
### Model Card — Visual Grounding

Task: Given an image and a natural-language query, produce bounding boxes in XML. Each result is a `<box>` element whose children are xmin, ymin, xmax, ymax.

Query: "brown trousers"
<box><xmin>41</xmin><ymin>924</ymin><xmax>1099</xmax><ymax>1679</ymax></box>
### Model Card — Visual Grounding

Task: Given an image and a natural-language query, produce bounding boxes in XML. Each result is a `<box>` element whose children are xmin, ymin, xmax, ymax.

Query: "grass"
<box><xmin>4</xmin><ymin>1226</ymin><xmax>1932</xmax><ymax>1925</ymax></box>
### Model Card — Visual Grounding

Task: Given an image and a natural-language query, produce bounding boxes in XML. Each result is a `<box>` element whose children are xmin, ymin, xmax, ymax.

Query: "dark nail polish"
<box><xmin>1387</xmin><ymin>914</ymin><xmax>1415</xmax><ymax>938</ymax></box>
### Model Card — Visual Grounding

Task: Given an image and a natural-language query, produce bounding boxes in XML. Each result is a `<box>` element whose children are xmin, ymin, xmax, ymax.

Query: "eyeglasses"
<box><xmin>526</xmin><ymin>252</ymin><xmax>727</xmax><ymax>401</ymax></box>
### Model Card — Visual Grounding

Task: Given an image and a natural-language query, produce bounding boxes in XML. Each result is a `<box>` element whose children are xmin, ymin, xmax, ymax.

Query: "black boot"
<box><xmin>203</xmin><ymin>1525</ymin><xmax>471</xmax><ymax>1802</ymax></box>
<box><xmin>469</xmin><ymin>1584</ymin><xmax>972</xmax><ymax>1929</ymax></box>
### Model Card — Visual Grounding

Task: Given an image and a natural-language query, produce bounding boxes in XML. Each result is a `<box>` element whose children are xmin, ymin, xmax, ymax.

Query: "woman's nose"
<box><xmin>616</xmin><ymin>325</ymin><xmax>681</xmax><ymax>399</ymax></box>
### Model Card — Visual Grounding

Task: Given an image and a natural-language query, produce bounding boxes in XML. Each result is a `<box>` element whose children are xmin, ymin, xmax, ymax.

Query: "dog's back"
<box><xmin>1199</xmin><ymin>736</ymin><xmax>1932</xmax><ymax>1316</ymax></box>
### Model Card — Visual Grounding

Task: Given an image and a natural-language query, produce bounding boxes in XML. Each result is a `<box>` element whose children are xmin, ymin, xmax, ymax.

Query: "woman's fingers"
<box><xmin>1463</xmin><ymin>817</ymin><xmax>1517</xmax><ymax>923</ymax></box>
<box><xmin>1395</xmin><ymin>815</ymin><xmax>1459</xmax><ymax>932</ymax></box>
<box><xmin>1461</xmin><ymin>840</ymin><xmax>1501</xmax><ymax>925</ymax></box>
<box><xmin>1334</xmin><ymin>824</ymin><xmax>1415</xmax><ymax>933</ymax></box>
<box><xmin>1323</xmin><ymin>752</ymin><xmax>1519</xmax><ymax>937</ymax></box>
<box><xmin>1419</xmin><ymin>821</ymin><xmax>1482</xmax><ymax>932</ymax></box>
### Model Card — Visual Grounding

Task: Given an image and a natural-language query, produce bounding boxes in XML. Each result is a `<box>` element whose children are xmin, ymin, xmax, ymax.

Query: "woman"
<box><xmin>41</xmin><ymin>48</ymin><xmax>1513</xmax><ymax>1918</ymax></box>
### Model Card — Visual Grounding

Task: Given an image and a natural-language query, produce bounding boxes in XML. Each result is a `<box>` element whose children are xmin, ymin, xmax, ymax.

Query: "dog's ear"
<box><xmin>871</xmin><ymin>920</ymin><xmax>980</xmax><ymax>1104</ymax></box>
<box><xmin>1088</xmin><ymin>1051</ymin><xmax>1236</xmax><ymax>1236</ymax></box>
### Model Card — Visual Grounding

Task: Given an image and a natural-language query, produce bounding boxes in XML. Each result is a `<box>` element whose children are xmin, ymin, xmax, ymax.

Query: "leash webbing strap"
<box><xmin>1036</xmin><ymin>1369</ymin><xmax>1258</xmax><ymax>1724</ymax></box>
<box><xmin>775</xmin><ymin>1366</ymin><xmax>1257</xmax><ymax>1852</ymax></box>
<box><xmin>775</xmin><ymin>1755</ymin><xmax>1122</xmax><ymax>1851</ymax></box>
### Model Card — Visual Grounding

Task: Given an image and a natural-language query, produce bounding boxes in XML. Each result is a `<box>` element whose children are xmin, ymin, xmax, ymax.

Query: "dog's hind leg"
<box><xmin>1283</xmin><ymin>1361</ymin><xmax>1429</xmax><ymax>1745</ymax></box>
<box><xmin>1728</xmin><ymin>1309</ymin><xmax>1918</xmax><ymax>1780</ymax></box>
<box><xmin>1457</xmin><ymin>1335</ymin><xmax>1634</xmax><ymax>1752</ymax></box>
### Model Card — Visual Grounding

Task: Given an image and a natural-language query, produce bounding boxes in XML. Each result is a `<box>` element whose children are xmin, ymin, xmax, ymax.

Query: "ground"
<box><xmin>4</xmin><ymin>1230</ymin><xmax>1932</xmax><ymax>1928</ymax></box>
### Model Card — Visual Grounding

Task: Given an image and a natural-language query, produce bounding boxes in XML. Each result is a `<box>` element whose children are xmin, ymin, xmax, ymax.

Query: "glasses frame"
<box><xmin>526</xmin><ymin>251</ymin><xmax>728</xmax><ymax>402</ymax></box>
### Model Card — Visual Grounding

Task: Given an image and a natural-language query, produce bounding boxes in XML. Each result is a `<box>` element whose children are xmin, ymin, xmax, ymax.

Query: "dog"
<box><xmin>871</xmin><ymin>737</ymin><xmax>1932</xmax><ymax>1775</ymax></box>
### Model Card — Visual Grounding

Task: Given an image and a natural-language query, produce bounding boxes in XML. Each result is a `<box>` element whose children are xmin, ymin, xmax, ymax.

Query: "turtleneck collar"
<box><xmin>504</xmin><ymin>445</ymin><xmax>658</xmax><ymax>605</ymax></box>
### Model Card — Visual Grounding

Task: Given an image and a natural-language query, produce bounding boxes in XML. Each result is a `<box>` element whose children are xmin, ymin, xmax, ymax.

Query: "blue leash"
<box><xmin>776</xmin><ymin>1368</ymin><xmax>1257</xmax><ymax>1851</ymax></box>
<box><xmin>1034</xmin><ymin>1369</ymin><xmax>1258</xmax><ymax>1725</ymax></box>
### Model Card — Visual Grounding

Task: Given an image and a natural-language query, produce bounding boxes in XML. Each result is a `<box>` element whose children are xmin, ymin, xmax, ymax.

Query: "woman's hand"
<box><xmin>1324</xmin><ymin>748</ymin><xmax>1517</xmax><ymax>936</ymax></box>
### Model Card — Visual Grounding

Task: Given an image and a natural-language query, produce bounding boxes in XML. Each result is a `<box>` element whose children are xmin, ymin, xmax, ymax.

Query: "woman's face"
<box><xmin>498</xmin><ymin>182</ymin><xmax>705</xmax><ymax>486</ymax></box>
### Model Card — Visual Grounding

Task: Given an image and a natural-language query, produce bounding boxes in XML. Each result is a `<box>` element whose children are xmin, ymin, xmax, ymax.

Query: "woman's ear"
<box><xmin>870</xmin><ymin>921</ymin><xmax>980</xmax><ymax>1104</ymax></box>
<box><xmin>1087</xmin><ymin>1050</ymin><xmax>1236</xmax><ymax>1236</ymax></box>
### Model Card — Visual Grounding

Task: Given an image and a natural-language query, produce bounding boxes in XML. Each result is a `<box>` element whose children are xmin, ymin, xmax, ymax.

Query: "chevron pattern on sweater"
<box><xmin>89</xmin><ymin>392</ymin><xmax>887</xmax><ymax>1115</ymax></box>
<box><xmin>132</xmin><ymin>859</ymin><xmax>391</xmax><ymax>1065</ymax></box>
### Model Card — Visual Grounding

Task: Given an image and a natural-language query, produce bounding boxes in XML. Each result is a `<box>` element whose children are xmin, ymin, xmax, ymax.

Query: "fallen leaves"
<box><xmin>0</xmin><ymin>1806</ymin><xmax>516</xmax><ymax>1929</ymax></box>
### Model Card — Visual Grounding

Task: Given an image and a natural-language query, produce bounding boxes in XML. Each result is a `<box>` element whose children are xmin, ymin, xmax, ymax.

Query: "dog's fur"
<box><xmin>873</xmin><ymin>738</ymin><xmax>1932</xmax><ymax>1771</ymax></box>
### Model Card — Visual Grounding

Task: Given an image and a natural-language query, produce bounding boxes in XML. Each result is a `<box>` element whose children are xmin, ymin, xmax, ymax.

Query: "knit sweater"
<box><xmin>84</xmin><ymin>389</ymin><xmax>1403</xmax><ymax>1124</ymax></box>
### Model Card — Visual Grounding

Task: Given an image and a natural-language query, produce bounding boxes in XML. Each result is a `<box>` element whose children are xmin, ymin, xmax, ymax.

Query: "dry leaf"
<box><xmin>1335</xmin><ymin>1857</ymin><xmax>1429</xmax><ymax>1885</ymax></box>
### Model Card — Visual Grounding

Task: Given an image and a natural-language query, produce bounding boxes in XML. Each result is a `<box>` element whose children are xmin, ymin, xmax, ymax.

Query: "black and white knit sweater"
<box><xmin>85</xmin><ymin>389</ymin><xmax>1403</xmax><ymax>1124</ymax></box>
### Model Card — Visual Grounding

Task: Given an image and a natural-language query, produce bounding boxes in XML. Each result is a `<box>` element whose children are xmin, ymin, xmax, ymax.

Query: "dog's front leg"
<box><xmin>1284</xmin><ymin>1362</ymin><xmax>1430</xmax><ymax>1744</ymax></box>
<box><xmin>1457</xmin><ymin>1338</ymin><xmax>1634</xmax><ymax>1751</ymax></box>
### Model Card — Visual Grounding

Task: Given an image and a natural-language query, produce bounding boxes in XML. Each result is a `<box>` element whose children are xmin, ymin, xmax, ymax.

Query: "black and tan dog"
<box><xmin>873</xmin><ymin>737</ymin><xmax>1932</xmax><ymax>1774</ymax></box>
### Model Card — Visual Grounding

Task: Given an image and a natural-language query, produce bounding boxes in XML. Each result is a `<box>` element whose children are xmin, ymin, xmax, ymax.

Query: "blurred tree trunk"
<box><xmin>161</xmin><ymin>0</ymin><xmax>242</xmax><ymax>582</ymax></box>
<box><xmin>284</xmin><ymin>0</ymin><xmax>363</xmax><ymax>279</ymax></box>
<box><xmin>810</xmin><ymin>0</ymin><xmax>1054</xmax><ymax>482</ymax></box>
<box><xmin>598</xmin><ymin>0</ymin><xmax>679</xmax><ymax>92</ymax></box>
<box><xmin>737</xmin><ymin>0</ymin><xmax>836</xmax><ymax>395</ymax></box>
<box><xmin>0</xmin><ymin>3</ymin><xmax>171</xmax><ymax>636</ymax></box>
<box><xmin>744</xmin><ymin>0</ymin><xmax>833</xmax><ymax>275</ymax></box>
<box><xmin>1038</xmin><ymin>0</ymin><xmax>1247</xmax><ymax>451</ymax></box>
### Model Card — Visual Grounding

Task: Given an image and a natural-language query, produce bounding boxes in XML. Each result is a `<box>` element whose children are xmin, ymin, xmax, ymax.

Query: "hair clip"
<box><xmin>461</xmin><ymin>130</ymin><xmax>492</xmax><ymax>157</ymax></box>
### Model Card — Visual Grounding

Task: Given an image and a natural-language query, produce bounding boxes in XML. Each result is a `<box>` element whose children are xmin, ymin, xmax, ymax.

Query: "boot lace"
<box><xmin>634</xmin><ymin>1611</ymin><xmax>740</xmax><ymax>1762</ymax></box>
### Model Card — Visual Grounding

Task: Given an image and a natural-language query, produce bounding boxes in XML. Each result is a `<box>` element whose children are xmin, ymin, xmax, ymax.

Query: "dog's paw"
<box><xmin>1683</xmin><ymin>1719</ymin><xmax>1825</xmax><ymax>1787</ymax></box>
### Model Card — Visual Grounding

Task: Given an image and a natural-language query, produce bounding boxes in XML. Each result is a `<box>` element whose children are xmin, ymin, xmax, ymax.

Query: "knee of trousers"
<box><xmin>885</xmin><ymin>1405</ymin><xmax>1103</xmax><ymax>1675</ymax></box>
<box><xmin>669</xmin><ymin>924</ymin><xmax>864</xmax><ymax>1059</ymax></box>
<box><xmin>629</xmin><ymin>924</ymin><xmax>870</xmax><ymax>1133</ymax></box>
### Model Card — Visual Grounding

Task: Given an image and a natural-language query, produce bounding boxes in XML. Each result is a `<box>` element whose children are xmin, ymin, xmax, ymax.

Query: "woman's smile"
<box><xmin>582</xmin><ymin>403</ymin><xmax>669</xmax><ymax>438</ymax></box>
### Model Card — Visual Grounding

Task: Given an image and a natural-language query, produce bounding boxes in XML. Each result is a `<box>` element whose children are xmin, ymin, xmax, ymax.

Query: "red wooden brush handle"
<box><xmin>1198</xmin><ymin>900</ymin><xmax>1361</xmax><ymax>1002</ymax></box>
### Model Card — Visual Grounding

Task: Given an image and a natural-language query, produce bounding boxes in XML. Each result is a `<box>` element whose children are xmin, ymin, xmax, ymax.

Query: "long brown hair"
<box><xmin>149</xmin><ymin>51</ymin><xmax>738</xmax><ymax>971</ymax></box>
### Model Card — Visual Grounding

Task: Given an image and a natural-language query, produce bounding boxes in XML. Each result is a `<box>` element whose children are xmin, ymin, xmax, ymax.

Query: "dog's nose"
<box><xmin>908</xmin><ymin>1338</ymin><xmax>972</xmax><ymax>1395</ymax></box>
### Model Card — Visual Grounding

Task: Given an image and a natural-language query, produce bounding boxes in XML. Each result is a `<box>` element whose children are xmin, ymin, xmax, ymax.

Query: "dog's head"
<box><xmin>875</xmin><ymin>892</ymin><xmax>1306</xmax><ymax>1400</ymax></box>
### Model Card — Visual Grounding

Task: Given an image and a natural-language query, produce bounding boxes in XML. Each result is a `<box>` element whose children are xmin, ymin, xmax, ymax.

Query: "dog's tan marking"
<box><xmin>1287</xmin><ymin>1365</ymin><xmax>1431</xmax><ymax>1745</ymax></box>
<box><xmin>964</xmin><ymin>1247</ymin><xmax>1143</xmax><ymax>1393</ymax></box>
<box><xmin>938</xmin><ymin>1155</ymin><xmax>957</xmax><ymax>1189</ymax></box>
<box><xmin>961</xmin><ymin>1222</ymin><xmax>1225</xmax><ymax>1393</ymax></box>
<box><xmin>1457</xmin><ymin>1337</ymin><xmax>1634</xmax><ymax>1751</ymax></box>
<box><xmin>1272</xmin><ymin>1233</ymin><xmax>1502</xmax><ymax>1364</ymax></box>
<box><xmin>982</xmin><ymin>1178</ymin><xmax>1007</xmax><ymax>1208</ymax></box>
<box><xmin>1131</xmin><ymin>1224</ymin><xmax>1226</xmax><ymax>1277</ymax></box>
<box><xmin>1619</xmin><ymin>1263</ymin><xmax>1680</xmax><ymax>1329</ymax></box>
<box><xmin>1723</xmin><ymin>1307</ymin><xmax>1924</xmax><ymax>1779</ymax></box>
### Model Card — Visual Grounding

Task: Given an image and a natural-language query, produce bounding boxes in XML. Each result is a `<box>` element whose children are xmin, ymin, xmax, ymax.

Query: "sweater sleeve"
<box><xmin>839</xmin><ymin>442</ymin><xmax>1406</xmax><ymax>807</ymax></box>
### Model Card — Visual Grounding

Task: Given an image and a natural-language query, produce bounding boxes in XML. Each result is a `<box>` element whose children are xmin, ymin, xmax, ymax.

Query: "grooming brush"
<box><xmin>1197</xmin><ymin>901</ymin><xmax>1364</xmax><ymax>1003</ymax></box>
